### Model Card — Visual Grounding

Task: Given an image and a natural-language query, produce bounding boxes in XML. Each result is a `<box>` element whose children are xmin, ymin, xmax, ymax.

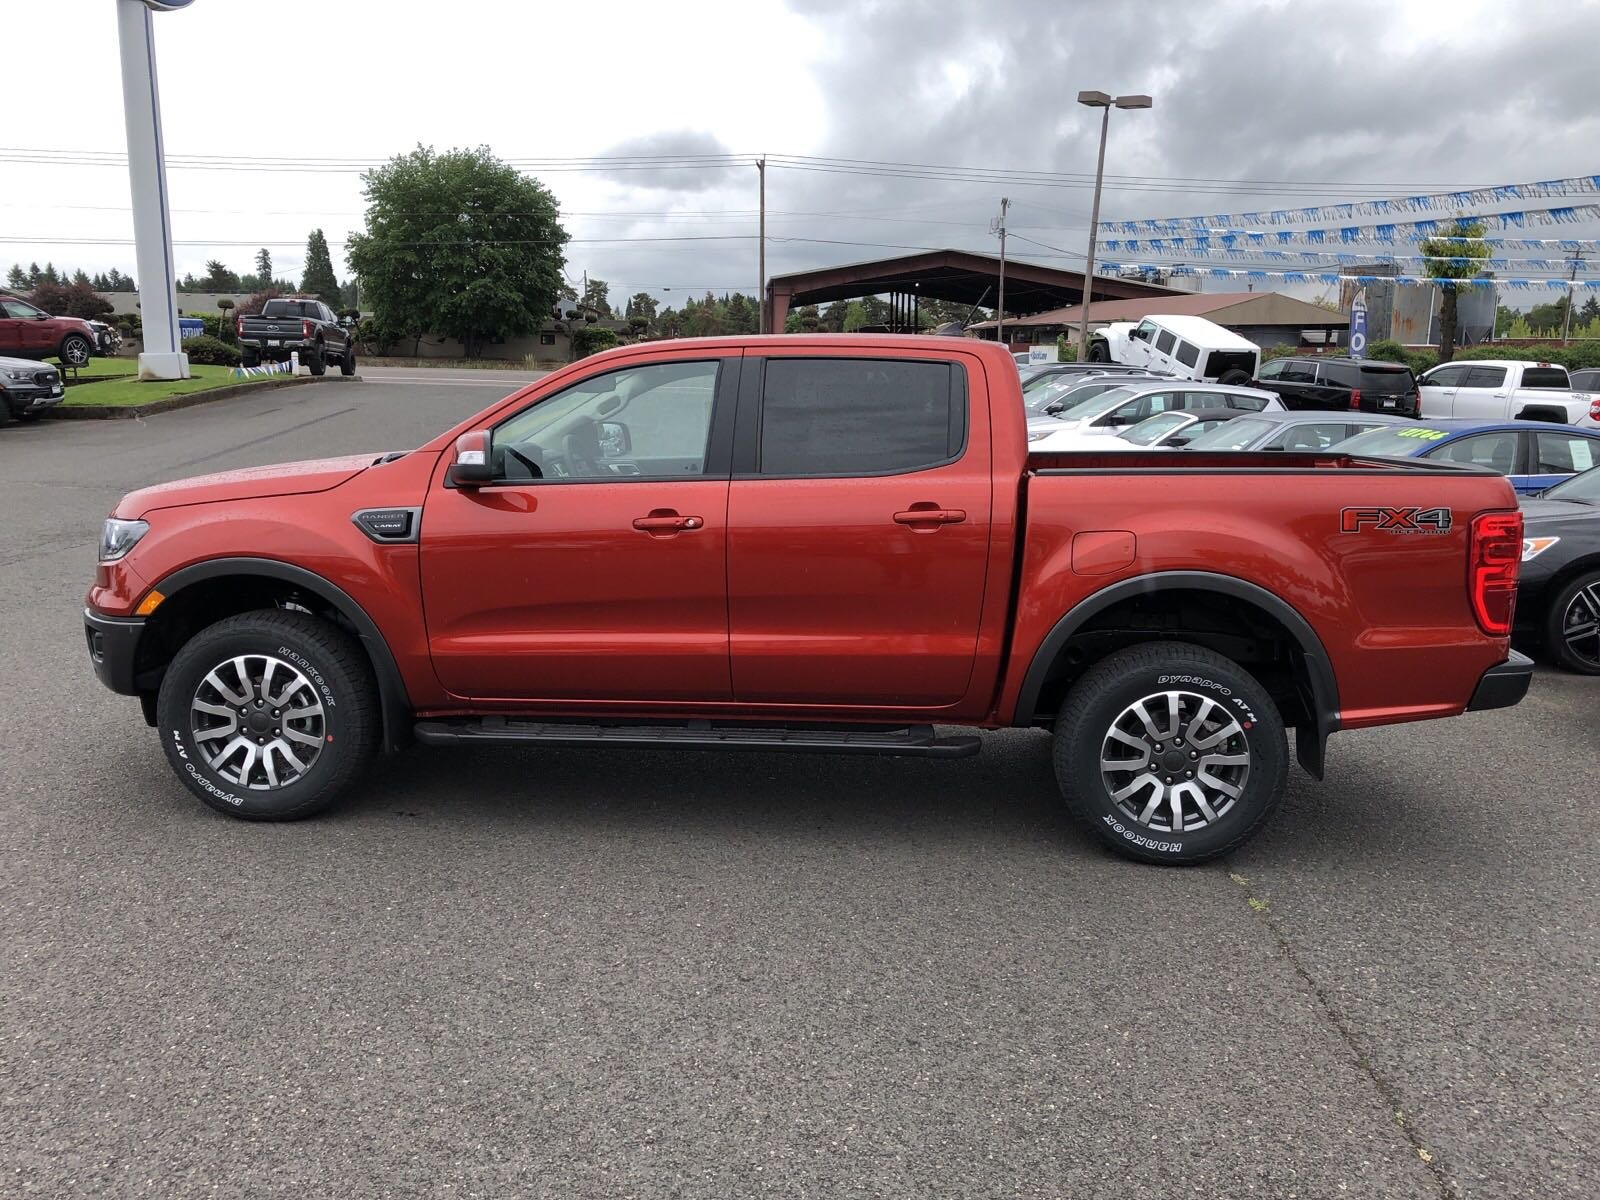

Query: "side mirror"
<box><xmin>35</xmin><ymin>311</ymin><xmax>50</xmax><ymax>319</ymax></box>
<box><xmin>598</xmin><ymin>420</ymin><xmax>631</xmax><ymax>458</ymax></box>
<box><xmin>338</xmin><ymin>316</ymin><xmax>354</xmax><ymax>328</ymax></box>
<box><xmin>447</xmin><ymin>431</ymin><xmax>493</xmax><ymax>488</ymax></box>
<box><xmin>1102</xmin><ymin>413</ymin><xmax>1132</xmax><ymax>427</ymax></box>
<box><xmin>1167</xmin><ymin>435</ymin><xmax>1191</xmax><ymax>447</ymax></box>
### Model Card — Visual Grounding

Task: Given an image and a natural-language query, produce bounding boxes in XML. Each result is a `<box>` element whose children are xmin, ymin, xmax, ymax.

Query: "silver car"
<box><xmin>1027</xmin><ymin>380</ymin><xmax>1281</xmax><ymax>451</ymax></box>
<box><xmin>1177</xmin><ymin>409</ymin><xmax>1417</xmax><ymax>452</ymax></box>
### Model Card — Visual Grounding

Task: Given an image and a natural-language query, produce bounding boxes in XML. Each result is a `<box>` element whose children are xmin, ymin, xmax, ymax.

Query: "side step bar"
<box><xmin>413</xmin><ymin>717</ymin><xmax>981</xmax><ymax>758</ymax></box>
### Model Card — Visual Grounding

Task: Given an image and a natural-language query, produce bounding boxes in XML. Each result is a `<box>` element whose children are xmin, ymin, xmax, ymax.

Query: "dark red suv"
<box><xmin>0</xmin><ymin>293</ymin><xmax>100</xmax><ymax>367</ymax></box>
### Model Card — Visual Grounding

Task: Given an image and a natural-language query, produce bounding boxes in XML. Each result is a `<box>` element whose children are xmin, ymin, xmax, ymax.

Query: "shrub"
<box><xmin>570</xmin><ymin>326</ymin><xmax>620</xmax><ymax>359</ymax></box>
<box><xmin>183</xmin><ymin>334</ymin><xmax>241</xmax><ymax>366</ymax></box>
<box><xmin>27</xmin><ymin>279</ymin><xmax>113</xmax><ymax>320</ymax></box>
<box><xmin>1054</xmin><ymin>334</ymin><xmax>1077</xmax><ymax>362</ymax></box>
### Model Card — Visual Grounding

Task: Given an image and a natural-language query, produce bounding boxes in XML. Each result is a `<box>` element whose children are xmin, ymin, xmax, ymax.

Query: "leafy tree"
<box><xmin>784</xmin><ymin>303</ymin><xmax>820</xmax><ymax>333</ymax></box>
<box><xmin>579</xmin><ymin>277</ymin><xmax>612</xmax><ymax>317</ymax></box>
<box><xmin>27</xmin><ymin>263</ymin><xmax>43</xmax><ymax>286</ymax></box>
<box><xmin>624</xmin><ymin>291</ymin><xmax>658</xmax><ymax>324</ymax></box>
<box><xmin>198</xmin><ymin>259</ymin><xmax>241</xmax><ymax>292</ymax></box>
<box><xmin>41</xmin><ymin>263</ymin><xmax>60</xmax><ymax>285</ymax></box>
<box><xmin>27</xmin><ymin>279</ymin><xmax>113</xmax><ymax>320</ymax></box>
<box><xmin>842</xmin><ymin>300</ymin><xmax>869</xmax><ymax>331</ymax></box>
<box><xmin>299</xmin><ymin>229</ymin><xmax>342</xmax><ymax>306</ymax></box>
<box><xmin>1419</xmin><ymin>219</ymin><xmax>1489</xmax><ymax>362</ymax></box>
<box><xmin>570</xmin><ymin>326</ymin><xmax>620</xmax><ymax>358</ymax></box>
<box><xmin>104</xmin><ymin>268</ymin><xmax>135</xmax><ymax>292</ymax></box>
<box><xmin>71</xmin><ymin>268</ymin><xmax>91</xmax><ymax>287</ymax></box>
<box><xmin>346</xmin><ymin>145</ymin><xmax>568</xmax><ymax>358</ymax></box>
<box><xmin>216</xmin><ymin>297</ymin><xmax>237</xmax><ymax>343</ymax></box>
<box><xmin>5</xmin><ymin>264</ymin><xmax>26</xmax><ymax>289</ymax></box>
<box><xmin>255</xmin><ymin>248</ymin><xmax>275</xmax><ymax>288</ymax></box>
<box><xmin>236</xmin><ymin>287</ymin><xmax>286</xmax><ymax>317</ymax></box>
<box><xmin>1581</xmin><ymin>295</ymin><xmax>1600</xmax><ymax>326</ymax></box>
<box><xmin>819</xmin><ymin>299</ymin><xmax>851</xmax><ymax>332</ymax></box>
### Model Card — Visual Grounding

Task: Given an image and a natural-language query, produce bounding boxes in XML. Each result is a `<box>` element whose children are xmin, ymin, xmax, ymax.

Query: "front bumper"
<box><xmin>1467</xmin><ymin>649</ymin><xmax>1534</xmax><ymax>711</ymax></box>
<box><xmin>84</xmin><ymin>608</ymin><xmax>145</xmax><ymax>695</ymax></box>
<box><xmin>2</xmin><ymin>382</ymin><xmax>65</xmax><ymax>415</ymax></box>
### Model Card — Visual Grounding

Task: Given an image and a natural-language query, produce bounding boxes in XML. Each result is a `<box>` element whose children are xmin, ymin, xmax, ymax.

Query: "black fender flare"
<box><xmin>1014</xmin><ymin>570</ymin><xmax>1339</xmax><ymax>778</ymax></box>
<box><xmin>150</xmin><ymin>557</ymin><xmax>413</xmax><ymax>753</ymax></box>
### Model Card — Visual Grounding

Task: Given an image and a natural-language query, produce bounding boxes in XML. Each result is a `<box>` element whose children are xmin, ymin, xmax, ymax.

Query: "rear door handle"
<box><xmin>893</xmin><ymin>507</ymin><xmax>966</xmax><ymax>526</ymax></box>
<box><xmin>633</xmin><ymin>511</ymin><xmax>703</xmax><ymax>535</ymax></box>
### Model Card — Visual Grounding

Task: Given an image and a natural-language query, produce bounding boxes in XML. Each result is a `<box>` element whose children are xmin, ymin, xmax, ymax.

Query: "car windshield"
<box><xmin>1048</xmin><ymin>384</ymin><xmax>1139</xmax><ymax>421</ymax></box>
<box><xmin>1333</xmin><ymin>425</ymin><xmax>1452</xmax><ymax>457</ymax></box>
<box><xmin>1119</xmin><ymin>412</ymin><xmax>1190</xmax><ymax>446</ymax></box>
<box><xmin>1027</xmin><ymin>378</ymin><xmax>1139</xmax><ymax>415</ymax></box>
<box><xmin>1541</xmin><ymin>464</ymin><xmax>1600</xmax><ymax>503</ymax></box>
<box><xmin>1180</xmin><ymin>417</ymin><xmax>1274</xmax><ymax>450</ymax></box>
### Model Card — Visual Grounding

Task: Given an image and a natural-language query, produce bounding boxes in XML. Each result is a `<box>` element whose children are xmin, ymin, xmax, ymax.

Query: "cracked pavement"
<box><xmin>2</xmin><ymin>371</ymin><xmax>1595</xmax><ymax>1197</ymax></box>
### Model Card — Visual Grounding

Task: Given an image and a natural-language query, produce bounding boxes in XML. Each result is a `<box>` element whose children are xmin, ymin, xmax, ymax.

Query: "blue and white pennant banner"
<box><xmin>1095</xmin><ymin>248</ymin><xmax>1594</xmax><ymax>272</ymax></box>
<box><xmin>1097</xmin><ymin>263</ymin><xmax>1600</xmax><ymax>289</ymax></box>
<box><xmin>1100</xmin><ymin>174</ymin><xmax>1600</xmax><ymax>234</ymax></box>
<box><xmin>1099</xmin><ymin>204</ymin><xmax>1600</xmax><ymax>249</ymax></box>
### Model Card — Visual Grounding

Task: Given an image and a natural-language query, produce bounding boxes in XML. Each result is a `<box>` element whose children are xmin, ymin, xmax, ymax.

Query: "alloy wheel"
<box><xmin>189</xmin><ymin>653</ymin><xmax>327</xmax><ymax>790</ymax></box>
<box><xmin>1099</xmin><ymin>690</ymin><xmax>1251</xmax><ymax>835</ymax></box>
<box><xmin>1561</xmin><ymin>583</ymin><xmax>1600</xmax><ymax>669</ymax></box>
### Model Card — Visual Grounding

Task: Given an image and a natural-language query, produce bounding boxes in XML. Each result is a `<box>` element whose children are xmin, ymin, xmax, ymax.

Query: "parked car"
<box><xmin>1417</xmin><ymin>359</ymin><xmax>1590</xmax><ymax>423</ymax></box>
<box><xmin>1253</xmin><ymin>356</ymin><xmax>1422</xmax><ymax>416</ymax></box>
<box><xmin>0</xmin><ymin>293</ymin><xmax>100</xmax><ymax>367</ymax></box>
<box><xmin>1027</xmin><ymin>380</ymin><xmax>1281</xmax><ymax>450</ymax></box>
<box><xmin>1331</xmin><ymin>418</ymin><xmax>1600</xmax><ymax>494</ymax></box>
<box><xmin>1516</xmin><ymin>465</ymin><xmax>1600</xmax><ymax>673</ymax></box>
<box><xmin>1056</xmin><ymin>407</ymin><xmax>1246</xmax><ymax>452</ymax></box>
<box><xmin>1083</xmin><ymin>314</ymin><xmax>1260</xmax><ymax>384</ymax></box>
<box><xmin>84</xmin><ymin>335</ymin><xmax>1531</xmax><ymax>865</ymax></box>
<box><xmin>1568</xmin><ymin>368</ymin><xmax>1600</xmax><ymax>392</ymax></box>
<box><xmin>236</xmin><ymin>297</ymin><xmax>355</xmax><ymax>376</ymax></box>
<box><xmin>1019</xmin><ymin>361</ymin><xmax>1160</xmax><ymax>390</ymax></box>
<box><xmin>1179</xmin><ymin>410</ymin><xmax>1416</xmax><ymax>453</ymax></box>
<box><xmin>1023</xmin><ymin>371</ymin><xmax>1168</xmax><ymax>415</ymax></box>
<box><xmin>0</xmin><ymin>354</ymin><xmax>64</xmax><ymax>423</ymax></box>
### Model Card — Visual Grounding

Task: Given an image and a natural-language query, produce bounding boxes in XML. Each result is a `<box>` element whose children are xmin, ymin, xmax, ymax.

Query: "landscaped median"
<box><xmin>43</xmin><ymin>362</ymin><xmax>360</xmax><ymax>420</ymax></box>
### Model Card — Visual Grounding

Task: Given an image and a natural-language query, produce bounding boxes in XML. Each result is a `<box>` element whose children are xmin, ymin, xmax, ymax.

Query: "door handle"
<box><xmin>633</xmin><ymin>512</ymin><xmax>703</xmax><ymax>535</ymax></box>
<box><xmin>893</xmin><ymin>507</ymin><xmax>966</xmax><ymax>526</ymax></box>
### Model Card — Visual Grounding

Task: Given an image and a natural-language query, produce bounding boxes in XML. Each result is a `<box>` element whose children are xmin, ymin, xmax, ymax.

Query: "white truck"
<box><xmin>1083</xmin><ymin>314</ymin><xmax>1260</xmax><ymax>384</ymax></box>
<box><xmin>1417</xmin><ymin>359</ymin><xmax>1594</xmax><ymax>424</ymax></box>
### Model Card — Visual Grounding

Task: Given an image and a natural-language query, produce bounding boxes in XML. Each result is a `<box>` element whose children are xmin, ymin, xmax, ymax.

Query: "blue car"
<box><xmin>1332</xmin><ymin>418</ymin><xmax>1600</xmax><ymax>494</ymax></box>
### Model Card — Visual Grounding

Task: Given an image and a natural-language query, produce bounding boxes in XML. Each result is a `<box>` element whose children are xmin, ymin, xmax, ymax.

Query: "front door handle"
<box><xmin>633</xmin><ymin>511</ymin><xmax>703</xmax><ymax>536</ymax></box>
<box><xmin>893</xmin><ymin>506</ymin><xmax>966</xmax><ymax>526</ymax></box>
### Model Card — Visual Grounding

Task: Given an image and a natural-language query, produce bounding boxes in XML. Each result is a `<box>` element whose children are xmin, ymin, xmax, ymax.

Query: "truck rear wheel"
<box><xmin>1052</xmin><ymin>641</ymin><xmax>1288</xmax><ymax>865</ymax></box>
<box><xmin>1086</xmin><ymin>340</ymin><xmax>1111</xmax><ymax>363</ymax></box>
<box><xmin>241</xmin><ymin>348</ymin><xmax>260</xmax><ymax>368</ymax></box>
<box><xmin>1217</xmin><ymin>368</ymin><xmax>1253</xmax><ymax>386</ymax></box>
<box><xmin>307</xmin><ymin>348</ymin><xmax>327</xmax><ymax>376</ymax></box>
<box><xmin>155</xmin><ymin>609</ymin><xmax>379</xmax><ymax>820</ymax></box>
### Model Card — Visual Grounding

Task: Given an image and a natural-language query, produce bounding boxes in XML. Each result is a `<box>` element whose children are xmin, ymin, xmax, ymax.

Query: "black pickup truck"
<box><xmin>236</xmin><ymin>298</ymin><xmax>355</xmax><ymax>376</ymax></box>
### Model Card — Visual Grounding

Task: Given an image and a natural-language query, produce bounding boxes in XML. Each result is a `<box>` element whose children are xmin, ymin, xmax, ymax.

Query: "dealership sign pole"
<box><xmin>115</xmin><ymin>0</ymin><xmax>193</xmax><ymax>381</ymax></box>
<box><xmin>1349</xmin><ymin>289</ymin><xmax>1367</xmax><ymax>359</ymax></box>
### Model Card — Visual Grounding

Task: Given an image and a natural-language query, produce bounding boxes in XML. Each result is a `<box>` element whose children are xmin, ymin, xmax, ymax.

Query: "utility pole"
<box><xmin>757</xmin><ymin>157</ymin><xmax>767</xmax><ymax>333</ymax></box>
<box><xmin>1561</xmin><ymin>251</ymin><xmax>1584</xmax><ymax>345</ymax></box>
<box><xmin>992</xmin><ymin>197</ymin><xmax>1009</xmax><ymax>346</ymax></box>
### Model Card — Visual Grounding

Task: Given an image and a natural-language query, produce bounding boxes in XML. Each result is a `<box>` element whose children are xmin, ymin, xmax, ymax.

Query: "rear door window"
<box><xmin>1463</xmin><ymin>366</ymin><xmax>1507</xmax><ymax>389</ymax></box>
<box><xmin>1521</xmin><ymin>367</ymin><xmax>1570</xmax><ymax>389</ymax></box>
<box><xmin>1155</xmin><ymin>329</ymin><xmax>1176</xmax><ymax>355</ymax></box>
<box><xmin>1278</xmin><ymin>361</ymin><xmax>1319</xmax><ymax>384</ymax></box>
<box><xmin>757</xmin><ymin>358</ymin><xmax>964</xmax><ymax>476</ymax></box>
<box><xmin>1429</xmin><ymin>431</ymin><xmax>1521</xmax><ymax>474</ymax></box>
<box><xmin>1534</xmin><ymin>431</ymin><xmax>1598</xmax><ymax>475</ymax></box>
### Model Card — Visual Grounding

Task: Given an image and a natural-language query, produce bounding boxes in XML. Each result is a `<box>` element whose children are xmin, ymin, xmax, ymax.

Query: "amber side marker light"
<box><xmin>135</xmin><ymin>589</ymin><xmax>166</xmax><ymax>616</ymax></box>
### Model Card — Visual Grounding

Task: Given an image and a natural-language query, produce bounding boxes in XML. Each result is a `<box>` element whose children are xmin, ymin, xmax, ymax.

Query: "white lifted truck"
<box><xmin>1084</xmin><ymin>314</ymin><xmax>1261</xmax><ymax>385</ymax></box>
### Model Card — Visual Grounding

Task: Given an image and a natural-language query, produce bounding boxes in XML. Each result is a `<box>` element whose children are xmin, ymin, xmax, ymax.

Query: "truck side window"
<box><xmin>1175</xmin><ymin>340</ymin><xmax>1199</xmax><ymax>368</ymax></box>
<box><xmin>1423</xmin><ymin>365</ymin><xmax>1469</xmax><ymax>388</ymax></box>
<box><xmin>1463</xmin><ymin>367</ymin><xmax>1507</xmax><ymax>389</ymax></box>
<box><xmin>758</xmin><ymin>358</ymin><xmax>963</xmax><ymax>476</ymax></box>
<box><xmin>1155</xmin><ymin>330</ymin><xmax>1176</xmax><ymax>355</ymax></box>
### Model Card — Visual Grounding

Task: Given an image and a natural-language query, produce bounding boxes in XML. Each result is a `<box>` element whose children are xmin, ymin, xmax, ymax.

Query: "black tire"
<box><xmin>340</xmin><ymin>346</ymin><xmax>356</xmax><ymax>376</ymax></box>
<box><xmin>14</xmin><ymin>411</ymin><xmax>41</xmax><ymax>423</ymax></box>
<box><xmin>241</xmin><ymin>348</ymin><xmax>260</xmax><ymax>368</ymax></box>
<box><xmin>1217</xmin><ymin>368</ymin><xmax>1253</xmax><ymax>386</ymax></box>
<box><xmin>1544</xmin><ymin>570</ymin><xmax>1600</xmax><ymax>674</ymax></box>
<box><xmin>307</xmin><ymin>347</ymin><xmax>327</xmax><ymax>376</ymax></box>
<box><xmin>1086</xmin><ymin>340</ymin><xmax>1111</xmax><ymax>363</ymax></box>
<box><xmin>58</xmin><ymin>333</ymin><xmax>92</xmax><ymax>367</ymax></box>
<box><xmin>1052</xmin><ymin>641</ymin><xmax>1288</xmax><ymax>865</ymax></box>
<box><xmin>156</xmin><ymin>609</ymin><xmax>380</xmax><ymax>820</ymax></box>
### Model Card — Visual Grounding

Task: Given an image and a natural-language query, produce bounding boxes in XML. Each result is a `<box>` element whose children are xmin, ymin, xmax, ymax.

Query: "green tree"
<box><xmin>299</xmin><ymin>229</ymin><xmax>342</xmax><ymax>306</ymax></box>
<box><xmin>1419</xmin><ymin>218</ymin><xmax>1490</xmax><ymax>362</ymax></box>
<box><xmin>784</xmin><ymin>303</ymin><xmax>820</xmax><ymax>333</ymax></box>
<box><xmin>346</xmin><ymin>145</ymin><xmax>568</xmax><ymax>358</ymax></box>
<box><xmin>1581</xmin><ymin>294</ymin><xmax>1600</xmax><ymax>326</ymax></box>
<box><xmin>254</xmin><ymin>248</ymin><xmax>273</xmax><ymax>288</ymax></box>
<box><xmin>842</xmin><ymin>300</ymin><xmax>869</xmax><ymax>331</ymax></box>
<box><xmin>6</xmin><ymin>263</ymin><xmax>26</xmax><ymax>289</ymax></box>
<box><xmin>579</xmin><ymin>277</ymin><xmax>612</xmax><ymax>317</ymax></box>
<box><xmin>624</xmin><ymin>291</ymin><xmax>658</xmax><ymax>324</ymax></box>
<box><xmin>200</xmin><ymin>259</ymin><xmax>241</xmax><ymax>292</ymax></box>
<box><xmin>27</xmin><ymin>279</ymin><xmax>113</xmax><ymax>320</ymax></box>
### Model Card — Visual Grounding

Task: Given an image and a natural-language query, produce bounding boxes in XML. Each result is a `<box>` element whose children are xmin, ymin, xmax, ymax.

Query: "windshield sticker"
<box><xmin>1392</xmin><ymin>428</ymin><xmax>1449</xmax><ymax>441</ymax></box>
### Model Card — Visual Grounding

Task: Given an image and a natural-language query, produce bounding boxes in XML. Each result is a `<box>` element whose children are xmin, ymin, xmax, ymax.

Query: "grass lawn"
<box><xmin>62</xmin><ymin>364</ymin><xmax>269</xmax><ymax>408</ymax></box>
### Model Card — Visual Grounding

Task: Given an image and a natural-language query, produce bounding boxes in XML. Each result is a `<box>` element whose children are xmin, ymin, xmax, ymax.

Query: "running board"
<box><xmin>413</xmin><ymin>717</ymin><xmax>981</xmax><ymax>758</ymax></box>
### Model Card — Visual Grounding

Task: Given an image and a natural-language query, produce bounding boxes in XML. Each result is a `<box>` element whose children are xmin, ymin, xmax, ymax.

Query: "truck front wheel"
<box><xmin>241</xmin><ymin>348</ymin><xmax>260</xmax><ymax>368</ymax></box>
<box><xmin>1052</xmin><ymin>642</ymin><xmax>1288</xmax><ymax>865</ymax></box>
<box><xmin>155</xmin><ymin>610</ymin><xmax>380</xmax><ymax>820</ymax></box>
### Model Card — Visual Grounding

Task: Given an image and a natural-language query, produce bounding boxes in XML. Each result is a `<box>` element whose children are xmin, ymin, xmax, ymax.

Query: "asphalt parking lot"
<box><xmin>2</xmin><ymin>369</ymin><xmax>1595</xmax><ymax>1199</ymax></box>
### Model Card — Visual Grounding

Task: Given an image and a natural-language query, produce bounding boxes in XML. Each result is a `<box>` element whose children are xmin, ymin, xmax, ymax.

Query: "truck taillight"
<box><xmin>236</xmin><ymin>316</ymin><xmax>245</xmax><ymax>336</ymax></box>
<box><xmin>1469</xmin><ymin>511</ymin><xmax>1522</xmax><ymax>637</ymax></box>
<box><xmin>1349</xmin><ymin>387</ymin><xmax>1362</xmax><ymax>410</ymax></box>
<box><xmin>302</xmin><ymin>319</ymin><xmax>314</xmax><ymax>338</ymax></box>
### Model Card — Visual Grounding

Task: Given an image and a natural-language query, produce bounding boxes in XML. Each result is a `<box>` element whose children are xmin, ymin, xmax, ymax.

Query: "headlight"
<box><xmin>2</xmin><ymin>367</ymin><xmax>33</xmax><ymax>381</ymax></box>
<box><xmin>99</xmin><ymin>518</ymin><xmax>149</xmax><ymax>562</ymax></box>
<box><xmin>1522</xmin><ymin>536</ymin><xmax>1560</xmax><ymax>562</ymax></box>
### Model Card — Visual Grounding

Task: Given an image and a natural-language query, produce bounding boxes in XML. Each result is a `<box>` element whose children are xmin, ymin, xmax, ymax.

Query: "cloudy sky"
<box><xmin>8</xmin><ymin>0</ymin><xmax>1600</xmax><ymax>308</ymax></box>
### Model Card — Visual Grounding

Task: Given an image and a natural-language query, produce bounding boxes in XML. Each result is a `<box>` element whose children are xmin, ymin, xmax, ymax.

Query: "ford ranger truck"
<box><xmin>83</xmin><ymin>335</ymin><xmax>1532</xmax><ymax>865</ymax></box>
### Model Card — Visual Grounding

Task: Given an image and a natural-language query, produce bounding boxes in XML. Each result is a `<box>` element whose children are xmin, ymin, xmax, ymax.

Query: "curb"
<box><xmin>41</xmin><ymin>374</ymin><xmax>363</xmax><ymax>420</ymax></box>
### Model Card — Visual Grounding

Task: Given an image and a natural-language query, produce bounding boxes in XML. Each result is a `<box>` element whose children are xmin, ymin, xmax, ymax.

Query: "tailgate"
<box><xmin>241</xmin><ymin>318</ymin><xmax>305</xmax><ymax>337</ymax></box>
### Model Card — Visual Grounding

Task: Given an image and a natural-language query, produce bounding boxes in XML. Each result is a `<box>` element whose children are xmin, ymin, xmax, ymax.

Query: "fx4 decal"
<box><xmin>1340</xmin><ymin>506</ymin><xmax>1452</xmax><ymax>534</ymax></box>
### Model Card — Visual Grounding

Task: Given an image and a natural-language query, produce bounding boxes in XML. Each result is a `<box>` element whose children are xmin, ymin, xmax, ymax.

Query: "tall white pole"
<box><xmin>116</xmin><ymin>0</ymin><xmax>189</xmax><ymax>380</ymax></box>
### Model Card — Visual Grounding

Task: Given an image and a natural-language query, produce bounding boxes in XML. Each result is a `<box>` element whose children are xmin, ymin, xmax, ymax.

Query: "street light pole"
<box><xmin>993</xmin><ymin>197</ymin><xmax>1009</xmax><ymax>345</ymax></box>
<box><xmin>757</xmin><ymin>156</ymin><xmax>767</xmax><ymax>333</ymax></box>
<box><xmin>1075</xmin><ymin>91</ymin><xmax>1152</xmax><ymax>361</ymax></box>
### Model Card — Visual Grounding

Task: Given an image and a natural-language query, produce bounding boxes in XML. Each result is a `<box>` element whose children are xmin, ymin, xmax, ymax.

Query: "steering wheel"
<box><xmin>503</xmin><ymin>445</ymin><xmax>544</xmax><ymax>480</ymax></box>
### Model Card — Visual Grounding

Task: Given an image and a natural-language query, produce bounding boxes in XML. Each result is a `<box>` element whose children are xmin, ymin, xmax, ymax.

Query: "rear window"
<box><xmin>261</xmin><ymin>300</ymin><xmax>319</xmax><ymax>318</ymax></box>
<box><xmin>757</xmin><ymin>358</ymin><xmax>963</xmax><ymax>476</ymax></box>
<box><xmin>1175</xmin><ymin>340</ymin><xmax>1199</xmax><ymax>368</ymax></box>
<box><xmin>1181</xmin><ymin>417</ymin><xmax>1275</xmax><ymax>451</ymax></box>
<box><xmin>1155</xmin><ymin>330</ymin><xmax>1176</xmax><ymax>355</ymax></box>
<box><xmin>1522</xmin><ymin>367</ymin><xmax>1570</xmax><ymax>389</ymax></box>
<box><xmin>1335</xmin><ymin>425</ymin><xmax>1452</xmax><ymax>457</ymax></box>
<box><xmin>1357</xmin><ymin>365</ymin><xmax>1415</xmax><ymax>394</ymax></box>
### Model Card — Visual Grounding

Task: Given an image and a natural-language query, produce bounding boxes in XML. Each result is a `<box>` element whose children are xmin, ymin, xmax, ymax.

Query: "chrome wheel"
<box><xmin>62</xmin><ymin>337</ymin><xmax>90</xmax><ymax>365</ymax></box>
<box><xmin>1099</xmin><ymin>690</ymin><xmax>1250</xmax><ymax>835</ymax></box>
<box><xmin>189</xmin><ymin>654</ymin><xmax>327</xmax><ymax>791</ymax></box>
<box><xmin>1561</xmin><ymin>583</ymin><xmax>1600</xmax><ymax>669</ymax></box>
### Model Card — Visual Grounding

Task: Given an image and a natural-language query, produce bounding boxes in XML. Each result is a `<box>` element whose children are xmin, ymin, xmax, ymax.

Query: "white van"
<box><xmin>1083</xmin><ymin>315</ymin><xmax>1261</xmax><ymax>384</ymax></box>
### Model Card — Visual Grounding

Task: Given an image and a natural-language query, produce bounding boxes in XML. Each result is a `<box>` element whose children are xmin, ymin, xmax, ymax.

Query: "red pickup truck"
<box><xmin>84</xmin><ymin>335</ymin><xmax>1531</xmax><ymax>864</ymax></box>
